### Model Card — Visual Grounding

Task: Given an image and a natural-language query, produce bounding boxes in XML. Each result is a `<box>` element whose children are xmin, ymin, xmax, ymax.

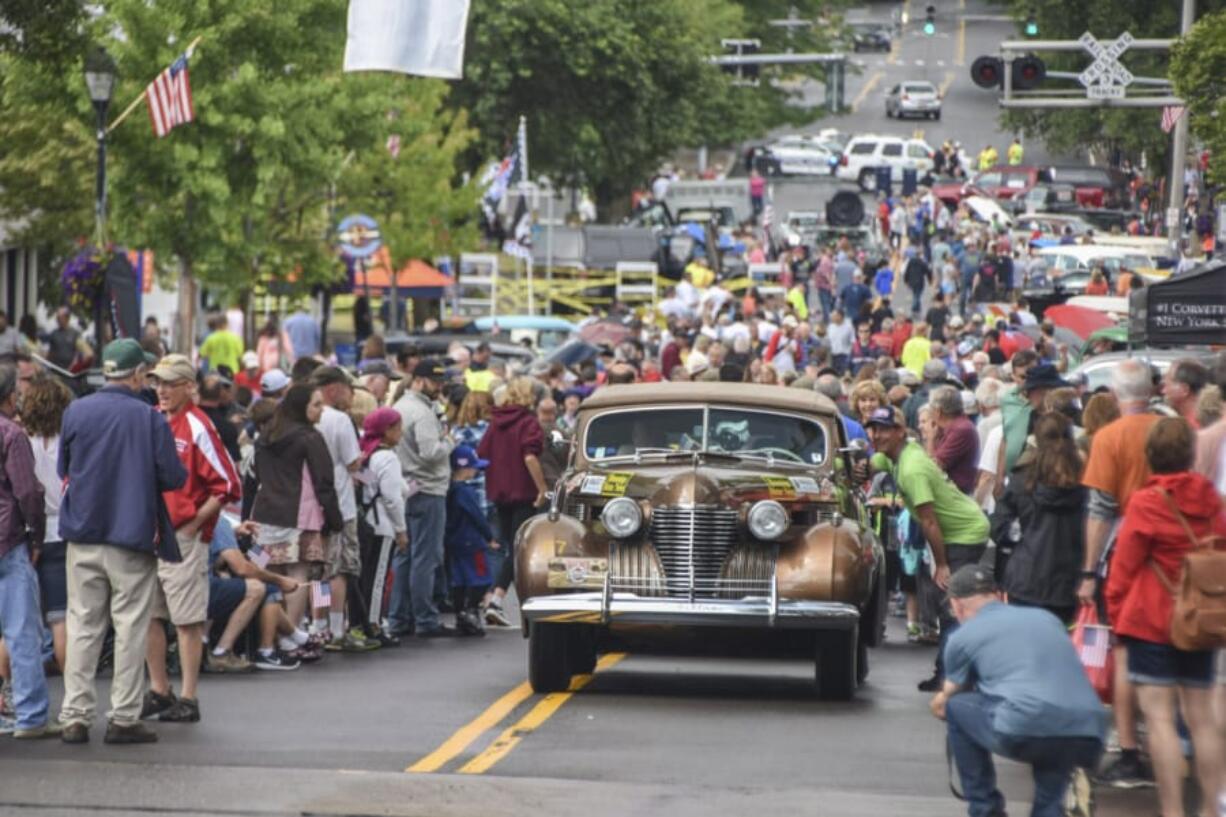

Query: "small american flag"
<box><xmin>1161</xmin><ymin>105</ymin><xmax>1185</xmax><ymax>134</ymax></box>
<box><xmin>147</xmin><ymin>51</ymin><xmax>195</xmax><ymax>138</ymax></box>
<box><xmin>386</xmin><ymin>134</ymin><xmax>401</xmax><ymax>158</ymax></box>
<box><xmin>1079</xmin><ymin>624</ymin><xmax>1110</xmax><ymax>669</ymax></box>
<box><xmin>247</xmin><ymin>546</ymin><xmax>270</xmax><ymax>569</ymax></box>
<box><xmin>311</xmin><ymin>580</ymin><xmax>331</xmax><ymax>609</ymax></box>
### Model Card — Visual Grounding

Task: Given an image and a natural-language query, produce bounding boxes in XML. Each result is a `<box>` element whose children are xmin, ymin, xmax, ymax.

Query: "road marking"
<box><xmin>406</xmin><ymin>681</ymin><xmax>535</xmax><ymax>773</ymax></box>
<box><xmin>914</xmin><ymin>59</ymin><xmax>925</xmax><ymax>66</ymax></box>
<box><xmin>457</xmin><ymin>653</ymin><xmax>627</xmax><ymax>775</ymax></box>
<box><xmin>913</xmin><ymin>128</ymin><xmax>925</xmax><ymax>140</ymax></box>
<box><xmin>938</xmin><ymin>70</ymin><xmax>955</xmax><ymax>96</ymax></box>
<box><xmin>956</xmin><ymin>18</ymin><xmax>966</xmax><ymax>66</ymax></box>
<box><xmin>851</xmin><ymin>70</ymin><xmax>884</xmax><ymax>112</ymax></box>
<box><xmin>937</xmin><ymin>60</ymin><xmax>946</xmax><ymax>67</ymax></box>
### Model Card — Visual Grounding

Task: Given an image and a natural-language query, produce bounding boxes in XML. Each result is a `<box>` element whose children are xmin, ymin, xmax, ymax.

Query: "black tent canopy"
<box><xmin>1129</xmin><ymin>260</ymin><xmax>1226</xmax><ymax>347</ymax></box>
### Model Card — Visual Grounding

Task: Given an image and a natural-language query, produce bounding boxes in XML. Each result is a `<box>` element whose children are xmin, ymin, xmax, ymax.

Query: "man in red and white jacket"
<box><xmin>143</xmin><ymin>354</ymin><xmax>241</xmax><ymax>725</ymax></box>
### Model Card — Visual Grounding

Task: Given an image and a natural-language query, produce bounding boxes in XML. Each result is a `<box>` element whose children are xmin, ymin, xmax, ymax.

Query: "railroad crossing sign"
<box><xmin>1077</xmin><ymin>31</ymin><xmax>1135</xmax><ymax>100</ymax></box>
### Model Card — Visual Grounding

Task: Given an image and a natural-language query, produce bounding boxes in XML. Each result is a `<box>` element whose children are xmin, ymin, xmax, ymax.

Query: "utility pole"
<box><xmin>1166</xmin><ymin>0</ymin><xmax>1195</xmax><ymax>257</ymax></box>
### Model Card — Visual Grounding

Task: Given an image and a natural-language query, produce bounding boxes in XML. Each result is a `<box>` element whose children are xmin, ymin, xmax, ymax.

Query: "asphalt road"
<box><xmin>0</xmin><ymin>612</ymin><xmax>1155</xmax><ymax>817</ymax></box>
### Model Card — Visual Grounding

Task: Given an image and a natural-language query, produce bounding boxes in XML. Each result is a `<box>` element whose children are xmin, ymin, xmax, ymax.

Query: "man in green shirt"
<box><xmin>866</xmin><ymin>406</ymin><xmax>991</xmax><ymax>692</ymax></box>
<box><xmin>198</xmin><ymin>314</ymin><xmax>244</xmax><ymax>375</ymax></box>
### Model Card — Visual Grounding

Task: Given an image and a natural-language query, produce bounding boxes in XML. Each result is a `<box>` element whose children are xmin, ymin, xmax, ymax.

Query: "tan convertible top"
<box><xmin>579</xmin><ymin>382</ymin><xmax>839</xmax><ymax>416</ymax></box>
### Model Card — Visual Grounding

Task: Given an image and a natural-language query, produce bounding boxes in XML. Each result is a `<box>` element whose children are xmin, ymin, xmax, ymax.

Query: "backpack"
<box><xmin>1149</xmin><ymin>488</ymin><xmax>1226</xmax><ymax>651</ymax></box>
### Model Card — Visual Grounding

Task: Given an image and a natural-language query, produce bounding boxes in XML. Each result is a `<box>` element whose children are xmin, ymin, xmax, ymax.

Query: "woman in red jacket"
<box><xmin>477</xmin><ymin>377</ymin><xmax>548</xmax><ymax>626</ymax></box>
<box><xmin>1105</xmin><ymin>417</ymin><xmax>1226</xmax><ymax>817</ymax></box>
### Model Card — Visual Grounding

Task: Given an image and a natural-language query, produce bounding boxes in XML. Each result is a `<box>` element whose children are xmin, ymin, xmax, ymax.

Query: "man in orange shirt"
<box><xmin>1079</xmin><ymin>357</ymin><xmax>1159</xmax><ymax>789</ymax></box>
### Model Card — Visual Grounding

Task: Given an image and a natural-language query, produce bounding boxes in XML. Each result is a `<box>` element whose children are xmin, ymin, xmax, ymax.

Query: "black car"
<box><xmin>850</xmin><ymin>24</ymin><xmax>891</xmax><ymax>52</ymax></box>
<box><xmin>1010</xmin><ymin>183</ymin><xmax>1079</xmax><ymax>216</ymax></box>
<box><xmin>1020</xmin><ymin>271</ymin><xmax>1092</xmax><ymax>318</ymax></box>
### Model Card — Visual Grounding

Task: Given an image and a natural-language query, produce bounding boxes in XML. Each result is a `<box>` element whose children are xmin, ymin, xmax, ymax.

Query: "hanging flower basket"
<box><xmin>60</xmin><ymin>246</ymin><xmax>111</xmax><ymax>316</ymax></box>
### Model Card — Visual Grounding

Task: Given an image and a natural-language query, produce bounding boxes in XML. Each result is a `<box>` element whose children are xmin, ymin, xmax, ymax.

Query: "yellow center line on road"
<box><xmin>406</xmin><ymin>680</ymin><xmax>535</xmax><ymax>773</ymax></box>
<box><xmin>956</xmin><ymin>18</ymin><xmax>966</xmax><ymax>66</ymax></box>
<box><xmin>457</xmin><ymin>653</ymin><xmax>628</xmax><ymax>775</ymax></box>
<box><xmin>851</xmin><ymin>70</ymin><xmax>885</xmax><ymax>113</ymax></box>
<box><xmin>938</xmin><ymin>70</ymin><xmax>956</xmax><ymax>97</ymax></box>
<box><xmin>889</xmin><ymin>0</ymin><xmax>909</xmax><ymax>65</ymax></box>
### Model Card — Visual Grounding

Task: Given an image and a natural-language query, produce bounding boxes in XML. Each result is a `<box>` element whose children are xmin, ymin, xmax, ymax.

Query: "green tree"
<box><xmin>452</xmin><ymin>0</ymin><xmax>842</xmax><ymax>214</ymax></box>
<box><xmin>0</xmin><ymin>0</ymin><xmax>477</xmax><ymax>341</ymax></box>
<box><xmin>1001</xmin><ymin>0</ymin><xmax>1226</xmax><ymax>168</ymax></box>
<box><xmin>0</xmin><ymin>0</ymin><xmax>88</xmax><ymax>65</ymax></box>
<box><xmin>1170</xmin><ymin>9</ymin><xmax>1226</xmax><ymax>186</ymax></box>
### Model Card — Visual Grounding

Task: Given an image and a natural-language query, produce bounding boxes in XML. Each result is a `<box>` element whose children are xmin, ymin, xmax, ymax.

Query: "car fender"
<box><xmin>776</xmin><ymin>520</ymin><xmax>877</xmax><ymax>605</ymax></box>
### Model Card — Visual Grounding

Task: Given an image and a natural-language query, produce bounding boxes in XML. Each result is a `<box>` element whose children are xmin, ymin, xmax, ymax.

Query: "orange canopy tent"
<box><xmin>354</xmin><ymin>247</ymin><xmax>453</xmax><ymax>295</ymax></box>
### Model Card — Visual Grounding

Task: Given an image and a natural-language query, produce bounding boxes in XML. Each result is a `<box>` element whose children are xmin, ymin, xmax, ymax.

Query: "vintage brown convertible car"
<box><xmin>514</xmin><ymin>383</ymin><xmax>886</xmax><ymax>699</ymax></box>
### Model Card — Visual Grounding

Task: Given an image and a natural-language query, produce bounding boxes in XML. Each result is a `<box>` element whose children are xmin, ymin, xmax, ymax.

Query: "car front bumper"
<box><xmin>521</xmin><ymin>592</ymin><xmax>861</xmax><ymax>630</ymax></box>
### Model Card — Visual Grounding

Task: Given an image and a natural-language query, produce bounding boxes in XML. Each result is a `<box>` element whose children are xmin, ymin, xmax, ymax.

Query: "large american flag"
<box><xmin>147</xmin><ymin>52</ymin><xmax>195</xmax><ymax>138</ymax></box>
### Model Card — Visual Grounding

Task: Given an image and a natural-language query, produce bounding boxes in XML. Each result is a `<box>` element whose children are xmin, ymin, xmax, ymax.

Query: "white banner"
<box><xmin>343</xmin><ymin>0</ymin><xmax>472</xmax><ymax>80</ymax></box>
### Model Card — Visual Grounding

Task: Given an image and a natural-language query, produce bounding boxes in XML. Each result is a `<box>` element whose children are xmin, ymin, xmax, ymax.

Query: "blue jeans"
<box><xmin>946</xmin><ymin>692</ymin><xmax>1103</xmax><ymax>817</ymax></box>
<box><xmin>0</xmin><ymin>544</ymin><xmax>49</xmax><ymax>729</ymax></box>
<box><xmin>388</xmin><ymin>493</ymin><xmax>447</xmax><ymax>633</ymax></box>
<box><xmin>816</xmin><ymin>289</ymin><xmax>834</xmax><ymax>324</ymax></box>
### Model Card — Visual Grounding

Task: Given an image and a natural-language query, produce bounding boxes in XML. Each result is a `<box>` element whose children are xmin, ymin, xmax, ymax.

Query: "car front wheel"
<box><xmin>528</xmin><ymin>622</ymin><xmax>572</xmax><ymax>693</ymax></box>
<box><xmin>815</xmin><ymin>624</ymin><xmax>859</xmax><ymax>700</ymax></box>
<box><xmin>567</xmin><ymin>625</ymin><xmax>598</xmax><ymax>676</ymax></box>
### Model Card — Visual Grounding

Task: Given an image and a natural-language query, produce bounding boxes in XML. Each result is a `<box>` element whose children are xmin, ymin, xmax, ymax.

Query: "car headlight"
<box><xmin>747</xmin><ymin>500</ymin><xmax>789</xmax><ymax>541</ymax></box>
<box><xmin>601</xmin><ymin>497</ymin><xmax>643</xmax><ymax>539</ymax></box>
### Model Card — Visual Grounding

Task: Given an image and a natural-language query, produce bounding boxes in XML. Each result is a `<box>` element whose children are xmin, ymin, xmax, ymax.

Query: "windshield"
<box><xmin>584</xmin><ymin>406</ymin><xmax>827</xmax><ymax>465</ymax></box>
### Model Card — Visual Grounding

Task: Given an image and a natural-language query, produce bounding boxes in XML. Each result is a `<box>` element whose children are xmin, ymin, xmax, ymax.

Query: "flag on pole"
<box><xmin>311</xmin><ymin>580</ymin><xmax>332</xmax><ymax>609</ymax></box>
<box><xmin>146</xmin><ymin>50</ymin><xmax>195</xmax><ymax>138</ymax></box>
<box><xmin>343</xmin><ymin>0</ymin><xmax>472</xmax><ymax>79</ymax></box>
<box><xmin>1161</xmin><ymin>105</ymin><xmax>1185</xmax><ymax>134</ymax></box>
<box><xmin>502</xmin><ymin>196</ymin><xmax>533</xmax><ymax>261</ymax></box>
<box><xmin>479</xmin><ymin>118</ymin><xmax>528</xmax><ymax>228</ymax></box>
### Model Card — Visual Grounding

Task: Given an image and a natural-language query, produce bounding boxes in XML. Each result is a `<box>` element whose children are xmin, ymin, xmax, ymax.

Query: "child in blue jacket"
<box><xmin>445</xmin><ymin>445</ymin><xmax>498</xmax><ymax>636</ymax></box>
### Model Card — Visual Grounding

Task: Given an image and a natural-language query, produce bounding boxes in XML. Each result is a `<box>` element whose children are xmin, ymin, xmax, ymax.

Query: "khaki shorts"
<box><xmin>324</xmin><ymin>519</ymin><xmax>360</xmax><ymax>579</ymax></box>
<box><xmin>152</xmin><ymin>530</ymin><xmax>208</xmax><ymax>626</ymax></box>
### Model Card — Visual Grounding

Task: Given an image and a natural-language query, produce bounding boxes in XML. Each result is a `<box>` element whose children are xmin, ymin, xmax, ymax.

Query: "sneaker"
<box><xmin>207</xmin><ymin>650</ymin><xmax>254</xmax><ymax>674</ymax></box>
<box><xmin>1093</xmin><ymin>752</ymin><xmax>1155</xmax><ymax>789</ymax></box>
<box><xmin>158</xmin><ymin>697</ymin><xmax>200</xmax><ymax>723</ymax></box>
<box><xmin>327</xmin><ymin>632</ymin><xmax>379</xmax><ymax>653</ymax></box>
<box><xmin>103</xmin><ymin>721</ymin><xmax>158</xmax><ymax>744</ymax></box>
<box><xmin>457</xmin><ymin>609</ymin><xmax>486</xmax><ymax>637</ymax></box>
<box><xmin>139</xmin><ymin>689</ymin><xmax>177</xmax><ymax>721</ymax></box>
<box><xmin>254</xmin><ymin>651</ymin><xmax>300</xmax><ymax>671</ymax></box>
<box><xmin>906</xmin><ymin>623</ymin><xmax>921</xmax><ymax>643</ymax></box>
<box><xmin>917</xmin><ymin>673</ymin><xmax>943</xmax><ymax>692</ymax></box>
<box><xmin>60</xmin><ymin>722</ymin><xmax>89</xmax><ymax>744</ymax></box>
<box><xmin>0</xmin><ymin>715</ymin><xmax>15</xmax><ymax>736</ymax></box>
<box><xmin>0</xmin><ymin>682</ymin><xmax>14</xmax><ymax>718</ymax></box>
<box><xmin>365</xmin><ymin>625</ymin><xmax>401</xmax><ymax>648</ymax></box>
<box><xmin>484</xmin><ymin>602</ymin><xmax>512</xmax><ymax>627</ymax></box>
<box><xmin>286</xmin><ymin>644</ymin><xmax>323</xmax><ymax>664</ymax></box>
<box><xmin>14</xmin><ymin>722</ymin><xmax>63</xmax><ymax>740</ymax></box>
<box><xmin>417</xmin><ymin>625</ymin><xmax>458</xmax><ymax>638</ymax></box>
<box><xmin>347</xmin><ymin>627</ymin><xmax>382</xmax><ymax>651</ymax></box>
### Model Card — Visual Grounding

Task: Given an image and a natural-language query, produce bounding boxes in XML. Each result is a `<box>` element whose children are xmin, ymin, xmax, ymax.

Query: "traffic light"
<box><xmin>970</xmin><ymin>56</ymin><xmax>1004</xmax><ymax>88</ymax></box>
<box><xmin>1023</xmin><ymin>11</ymin><xmax>1039</xmax><ymax>37</ymax></box>
<box><xmin>720</xmin><ymin>38</ymin><xmax>761</xmax><ymax>86</ymax></box>
<box><xmin>1012</xmin><ymin>54</ymin><xmax>1046</xmax><ymax>90</ymax></box>
<box><xmin>923</xmin><ymin>5</ymin><xmax>936</xmax><ymax>35</ymax></box>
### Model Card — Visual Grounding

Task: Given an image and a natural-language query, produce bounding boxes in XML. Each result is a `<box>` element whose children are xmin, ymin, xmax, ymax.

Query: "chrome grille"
<box><xmin>563</xmin><ymin>496</ymin><xmax>589</xmax><ymax>523</ymax></box>
<box><xmin>650</xmin><ymin>506</ymin><xmax>739</xmax><ymax>599</ymax></box>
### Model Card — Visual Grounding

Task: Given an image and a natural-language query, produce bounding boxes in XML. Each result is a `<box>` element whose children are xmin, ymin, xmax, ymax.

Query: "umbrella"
<box><xmin>997</xmin><ymin>329</ymin><xmax>1035</xmax><ymax>360</ymax></box>
<box><xmin>579</xmin><ymin>320</ymin><xmax>632</xmax><ymax>347</ymax></box>
<box><xmin>1044</xmin><ymin>304</ymin><xmax>1117</xmax><ymax>341</ymax></box>
<box><xmin>547</xmin><ymin>339</ymin><xmax>600</xmax><ymax>367</ymax></box>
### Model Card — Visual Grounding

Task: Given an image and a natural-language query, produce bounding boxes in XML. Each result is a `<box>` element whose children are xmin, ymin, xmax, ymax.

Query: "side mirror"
<box><xmin>840</xmin><ymin>438</ymin><xmax>869</xmax><ymax>457</ymax></box>
<box><xmin>550</xmin><ymin>429</ymin><xmax>572</xmax><ymax>453</ymax></box>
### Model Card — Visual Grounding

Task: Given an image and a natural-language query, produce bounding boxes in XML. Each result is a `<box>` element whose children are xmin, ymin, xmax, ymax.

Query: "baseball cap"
<box><xmin>149</xmin><ymin>353</ymin><xmax>196</xmax><ymax>383</ymax></box>
<box><xmin>947</xmin><ymin>564</ymin><xmax>996</xmax><ymax>599</ymax></box>
<box><xmin>241</xmin><ymin>351</ymin><xmax>259</xmax><ymax>370</ymax></box>
<box><xmin>450</xmin><ymin>444</ymin><xmax>489</xmax><ymax>471</ymax></box>
<box><xmin>412</xmin><ymin>358</ymin><xmax>447</xmax><ymax>381</ymax></box>
<box><xmin>101</xmin><ymin>338</ymin><xmax>155</xmax><ymax>378</ymax></box>
<box><xmin>358</xmin><ymin>359</ymin><xmax>402</xmax><ymax>379</ymax></box>
<box><xmin>864</xmin><ymin>407</ymin><xmax>902</xmax><ymax>429</ymax></box>
<box><xmin>311</xmin><ymin>365</ymin><xmax>355</xmax><ymax>387</ymax></box>
<box><xmin>948</xmin><ymin>315</ymin><xmax>966</xmax><ymax>330</ymax></box>
<box><xmin>259</xmin><ymin>368</ymin><xmax>290</xmax><ymax>394</ymax></box>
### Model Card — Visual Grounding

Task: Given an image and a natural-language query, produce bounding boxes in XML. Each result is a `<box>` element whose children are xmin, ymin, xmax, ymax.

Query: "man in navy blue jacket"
<box><xmin>57</xmin><ymin>339</ymin><xmax>186</xmax><ymax>745</ymax></box>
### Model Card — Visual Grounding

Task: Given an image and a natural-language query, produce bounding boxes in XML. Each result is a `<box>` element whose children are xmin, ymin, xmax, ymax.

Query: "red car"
<box><xmin>1045</xmin><ymin>166</ymin><xmax>1128</xmax><ymax>209</ymax></box>
<box><xmin>931</xmin><ymin>166</ymin><xmax>1047</xmax><ymax>208</ymax></box>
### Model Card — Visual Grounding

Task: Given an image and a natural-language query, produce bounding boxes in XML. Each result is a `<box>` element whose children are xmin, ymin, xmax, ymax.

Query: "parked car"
<box><xmin>964</xmin><ymin>165</ymin><xmax>1051</xmax><ymax>201</ymax></box>
<box><xmin>469</xmin><ymin>316</ymin><xmax>577</xmax><ymax>354</ymax></box>
<box><xmin>1010</xmin><ymin>183</ymin><xmax>1079</xmax><ymax>215</ymax></box>
<box><xmin>1020</xmin><ymin>271</ymin><xmax>1091</xmax><ymax>316</ymax></box>
<box><xmin>1035</xmin><ymin>245</ymin><xmax>1162</xmax><ymax>282</ymax></box>
<box><xmin>515</xmin><ymin>383</ymin><xmax>886</xmax><ymax>699</ymax></box>
<box><xmin>383</xmin><ymin>333</ymin><xmax>536</xmax><ymax>367</ymax></box>
<box><xmin>1044</xmin><ymin>166</ymin><xmax>1128</xmax><ymax>209</ymax></box>
<box><xmin>764</xmin><ymin>135</ymin><xmax>839</xmax><ymax>176</ymax></box>
<box><xmin>835</xmin><ymin>134</ymin><xmax>935</xmax><ymax>190</ymax></box>
<box><xmin>1013</xmin><ymin>213</ymin><xmax>1096</xmax><ymax>245</ymax></box>
<box><xmin>1071</xmin><ymin>349</ymin><xmax>1219</xmax><ymax>395</ymax></box>
<box><xmin>849</xmin><ymin>23</ymin><xmax>892</xmax><ymax>52</ymax></box>
<box><xmin>884</xmin><ymin>81</ymin><xmax>941</xmax><ymax>120</ymax></box>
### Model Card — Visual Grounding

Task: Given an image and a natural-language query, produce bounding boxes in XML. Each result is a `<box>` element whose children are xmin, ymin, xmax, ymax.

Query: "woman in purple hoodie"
<box><xmin>477</xmin><ymin>378</ymin><xmax>547</xmax><ymax>626</ymax></box>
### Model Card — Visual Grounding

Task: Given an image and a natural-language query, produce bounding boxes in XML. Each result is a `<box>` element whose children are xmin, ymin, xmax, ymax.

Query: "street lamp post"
<box><xmin>84</xmin><ymin>46</ymin><xmax>117</xmax><ymax>352</ymax></box>
<box><xmin>84</xmin><ymin>46</ymin><xmax>117</xmax><ymax>245</ymax></box>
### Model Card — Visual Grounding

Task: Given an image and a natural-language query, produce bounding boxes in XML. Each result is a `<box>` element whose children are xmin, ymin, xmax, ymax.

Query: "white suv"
<box><xmin>835</xmin><ymin>135</ymin><xmax>935</xmax><ymax>191</ymax></box>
